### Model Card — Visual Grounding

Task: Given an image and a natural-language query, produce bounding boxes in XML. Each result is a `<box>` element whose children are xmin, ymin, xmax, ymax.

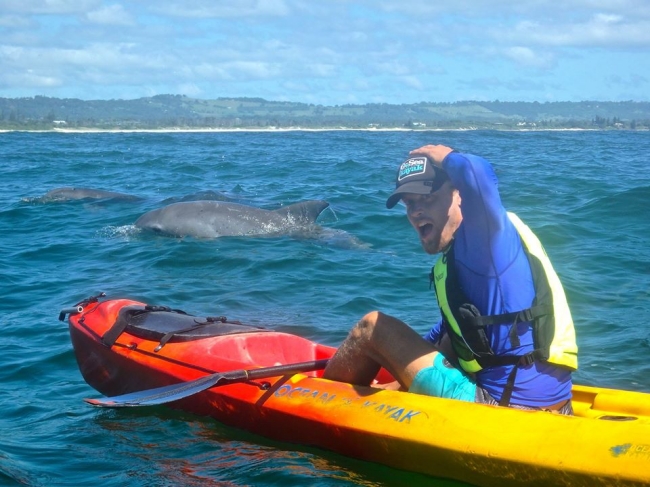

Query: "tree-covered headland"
<box><xmin>1</xmin><ymin>95</ymin><xmax>648</xmax><ymax>131</ymax></box>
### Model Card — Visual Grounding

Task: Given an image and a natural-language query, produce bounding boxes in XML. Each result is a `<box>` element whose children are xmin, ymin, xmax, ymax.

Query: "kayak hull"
<box><xmin>67</xmin><ymin>297</ymin><xmax>650</xmax><ymax>486</ymax></box>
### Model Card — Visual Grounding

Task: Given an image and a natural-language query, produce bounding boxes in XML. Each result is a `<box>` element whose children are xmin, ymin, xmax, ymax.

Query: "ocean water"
<box><xmin>1</xmin><ymin>129</ymin><xmax>649</xmax><ymax>486</ymax></box>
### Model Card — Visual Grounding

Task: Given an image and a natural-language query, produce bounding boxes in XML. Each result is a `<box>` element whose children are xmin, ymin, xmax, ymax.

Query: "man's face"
<box><xmin>401</xmin><ymin>182</ymin><xmax>462</xmax><ymax>254</ymax></box>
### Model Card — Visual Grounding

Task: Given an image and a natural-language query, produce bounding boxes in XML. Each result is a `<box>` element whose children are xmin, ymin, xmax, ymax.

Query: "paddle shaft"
<box><xmin>86</xmin><ymin>358</ymin><xmax>330</xmax><ymax>407</ymax></box>
<box><xmin>230</xmin><ymin>359</ymin><xmax>330</xmax><ymax>382</ymax></box>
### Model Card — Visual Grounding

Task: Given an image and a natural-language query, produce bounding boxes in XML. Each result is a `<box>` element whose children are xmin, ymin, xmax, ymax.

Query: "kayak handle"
<box><xmin>59</xmin><ymin>306</ymin><xmax>83</xmax><ymax>322</ymax></box>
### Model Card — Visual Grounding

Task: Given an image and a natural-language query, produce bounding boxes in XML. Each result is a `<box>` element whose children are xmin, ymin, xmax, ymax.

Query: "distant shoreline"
<box><xmin>0</xmin><ymin>126</ymin><xmax>614</xmax><ymax>134</ymax></box>
<box><xmin>3</xmin><ymin>97</ymin><xmax>647</xmax><ymax>133</ymax></box>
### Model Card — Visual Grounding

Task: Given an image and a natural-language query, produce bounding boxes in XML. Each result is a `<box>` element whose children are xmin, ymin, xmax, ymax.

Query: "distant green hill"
<box><xmin>1</xmin><ymin>95</ymin><xmax>649</xmax><ymax>130</ymax></box>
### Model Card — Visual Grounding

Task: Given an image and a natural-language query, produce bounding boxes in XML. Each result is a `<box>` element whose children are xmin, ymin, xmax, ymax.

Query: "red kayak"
<box><xmin>64</xmin><ymin>293</ymin><xmax>650</xmax><ymax>487</ymax></box>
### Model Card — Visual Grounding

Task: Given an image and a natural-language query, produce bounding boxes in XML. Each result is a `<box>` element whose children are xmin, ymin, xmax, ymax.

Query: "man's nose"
<box><xmin>407</xmin><ymin>202</ymin><xmax>424</xmax><ymax>217</ymax></box>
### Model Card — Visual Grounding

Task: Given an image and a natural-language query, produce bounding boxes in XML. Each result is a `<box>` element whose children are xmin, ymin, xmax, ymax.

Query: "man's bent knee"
<box><xmin>351</xmin><ymin>310</ymin><xmax>382</xmax><ymax>338</ymax></box>
<box><xmin>361</xmin><ymin>310</ymin><xmax>383</xmax><ymax>325</ymax></box>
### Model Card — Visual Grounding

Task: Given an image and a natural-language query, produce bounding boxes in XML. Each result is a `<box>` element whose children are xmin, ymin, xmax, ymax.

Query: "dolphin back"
<box><xmin>272</xmin><ymin>200</ymin><xmax>330</xmax><ymax>224</ymax></box>
<box><xmin>43</xmin><ymin>187</ymin><xmax>142</xmax><ymax>202</ymax></box>
<box><xmin>135</xmin><ymin>199</ymin><xmax>330</xmax><ymax>239</ymax></box>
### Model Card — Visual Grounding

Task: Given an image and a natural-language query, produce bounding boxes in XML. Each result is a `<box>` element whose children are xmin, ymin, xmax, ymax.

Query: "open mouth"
<box><xmin>418</xmin><ymin>223</ymin><xmax>434</xmax><ymax>239</ymax></box>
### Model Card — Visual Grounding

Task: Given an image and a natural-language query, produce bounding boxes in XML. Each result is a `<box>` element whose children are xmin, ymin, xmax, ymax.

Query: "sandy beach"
<box><xmin>0</xmin><ymin>126</ymin><xmax>601</xmax><ymax>134</ymax></box>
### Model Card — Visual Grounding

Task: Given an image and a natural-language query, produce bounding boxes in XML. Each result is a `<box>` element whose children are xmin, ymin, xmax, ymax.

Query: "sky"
<box><xmin>1</xmin><ymin>0</ymin><xmax>649</xmax><ymax>105</ymax></box>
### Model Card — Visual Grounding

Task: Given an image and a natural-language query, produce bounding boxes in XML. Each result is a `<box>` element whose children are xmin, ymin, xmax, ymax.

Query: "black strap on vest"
<box><xmin>500</xmin><ymin>367</ymin><xmax>518</xmax><ymax>407</ymax></box>
<box><xmin>461</xmin><ymin>301</ymin><xmax>552</xmax><ymax>407</ymax></box>
<box><xmin>477</xmin><ymin>349</ymin><xmax>546</xmax><ymax>406</ymax></box>
<box><xmin>474</xmin><ymin>348</ymin><xmax>545</xmax><ymax>368</ymax></box>
<box><xmin>459</xmin><ymin>303</ymin><xmax>552</xmax><ymax>328</ymax></box>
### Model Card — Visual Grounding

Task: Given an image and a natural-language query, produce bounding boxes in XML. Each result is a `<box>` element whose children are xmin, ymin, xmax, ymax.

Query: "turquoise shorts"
<box><xmin>409</xmin><ymin>353</ymin><xmax>477</xmax><ymax>402</ymax></box>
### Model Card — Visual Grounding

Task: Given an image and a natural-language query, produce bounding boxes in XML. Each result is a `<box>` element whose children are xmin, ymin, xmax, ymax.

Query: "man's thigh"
<box><xmin>369</xmin><ymin>312</ymin><xmax>440</xmax><ymax>388</ymax></box>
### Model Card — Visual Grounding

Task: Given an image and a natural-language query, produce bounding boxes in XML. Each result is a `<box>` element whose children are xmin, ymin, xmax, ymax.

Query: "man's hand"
<box><xmin>410</xmin><ymin>144</ymin><xmax>454</xmax><ymax>167</ymax></box>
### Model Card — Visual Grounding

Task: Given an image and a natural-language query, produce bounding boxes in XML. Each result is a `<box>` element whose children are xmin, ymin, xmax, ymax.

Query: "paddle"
<box><xmin>84</xmin><ymin>358</ymin><xmax>330</xmax><ymax>408</ymax></box>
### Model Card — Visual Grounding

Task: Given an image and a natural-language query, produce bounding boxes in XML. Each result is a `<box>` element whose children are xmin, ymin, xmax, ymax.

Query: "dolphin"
<box><xmin>160</xmin><ymin>189</ymin><xmax>236</xmax><ymax>204</ymax></box>
<box><xmin>41</xmin><ymin>187</ymin><xmax>143</xmax><ymax>202</ymax></box>
<box><xmin>134</xmin><ymin>200</ymin><xmax>330</xmax><ymax>238</ymax></box>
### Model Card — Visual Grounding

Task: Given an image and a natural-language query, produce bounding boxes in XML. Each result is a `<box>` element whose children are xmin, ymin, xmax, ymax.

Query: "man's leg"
<box><xmin>323</xmin><ymin>311</ymin><xmax>439</xmax><ymax>389</ymax></box>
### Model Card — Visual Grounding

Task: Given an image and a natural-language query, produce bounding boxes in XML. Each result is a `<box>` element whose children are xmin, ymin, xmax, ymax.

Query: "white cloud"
<box><xmin>0</xmin><ymin>68</ymin><xmax>61</xmax><ymax>88</ymax></box>
<box><xmin>607</xmin><ymin>73</ymin><xmax>649</xmax><ymax>87</ymax></box>
<box><xmin>373</xmin><ymin>61</ymin><xmax>412</xmax><ymax>77</ymax></box>
<box><xmin>153</xmin><ymin>0</ymin><xmax>290</xmax><ymax>19</ymax></box>
<box><xmin>372</xmin><ymin>0</ymin><xmax>650</xmax><ymax>20</ymax></box>
<box><xmin>177</xmin><ymin>82</ymin><xmax>203</xmax><ymax>97</ymax></box>
<box><xmin>0</xmin><ymin>42</ymin><xmax>180</xmax><ymax>89</ymax></box>
<box><xmin>0</xmin><ymin>14</ymin><xmax>34</xmax><ymax>27</ymax></box>
<box><xmin>0</xmin><ymin>0</ymin><xmax>100</xmax><ymax>14</ymax></box>
<box><xmin>504</xmin><ymin>46</ymin><xmax>556</xmax><ymax>69</ymax></box>
<box><xmin>502</xmin><ymin>13</ymin><xmax>650</xmax><ymax>48</ymax></box>
<box><xmin>399</xmin><ymin>75</ymin><xmax>425</xmax><ymax>90</ymax></box>
<box><xmin>303</xmin><ymin>64</ymin><xmax>336</xmax><ymax>77</ymax></box>
<box><xmin>85</xmin><ymin>4</ymin><xmax>134</xmax><ymax>25</ymax></box>
<box><xmin>0</xmin><ymin>0</ymin><xmax>649</xmax><ymax>102</ymax></box>
<box><xmin>191</xmin><ymin>61</ymin><xmax>279</xmax><ymax>81</ymax></box>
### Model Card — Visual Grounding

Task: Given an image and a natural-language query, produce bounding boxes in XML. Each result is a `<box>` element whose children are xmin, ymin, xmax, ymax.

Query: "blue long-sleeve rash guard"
<box><xmin>423</xmin><ymin>151</ymin><xmax>572</xmax><ymax>407</ymax></box>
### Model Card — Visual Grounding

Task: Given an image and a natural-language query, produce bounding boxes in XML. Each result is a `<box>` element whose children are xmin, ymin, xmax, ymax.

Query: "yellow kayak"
<box><xmin>66</xmin><ymin>296</ymin><xmax>650</xmax><ymax>486</ymax></box>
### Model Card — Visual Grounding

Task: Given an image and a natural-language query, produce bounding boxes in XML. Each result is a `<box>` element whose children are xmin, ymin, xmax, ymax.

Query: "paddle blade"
<box><xmin>85</xmin><ymin>372</ymin><xmax>226</xmax><ymax>408</ymax></box>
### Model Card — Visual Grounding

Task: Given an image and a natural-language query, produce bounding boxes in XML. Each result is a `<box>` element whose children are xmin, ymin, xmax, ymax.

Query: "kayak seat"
<box><xmin>102</xmin><ymin>305</ymin><xmax>269</xmax><ymax>351</ymax></box>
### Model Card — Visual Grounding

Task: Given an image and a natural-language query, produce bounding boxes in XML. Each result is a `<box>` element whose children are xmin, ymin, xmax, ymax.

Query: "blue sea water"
<box><xmin>1</xmin><ymin>129</ymin><xmax>649</xmax><ymax>486</ymax></box>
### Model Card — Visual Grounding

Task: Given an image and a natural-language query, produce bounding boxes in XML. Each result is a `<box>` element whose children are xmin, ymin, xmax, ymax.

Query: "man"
<box><xmin>323</xmin><ymin>144</ymin><xmax>578</xmax><ymax>413</ymax></box>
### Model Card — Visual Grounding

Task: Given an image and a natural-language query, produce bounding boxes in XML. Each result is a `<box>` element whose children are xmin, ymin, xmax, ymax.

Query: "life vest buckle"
<box><xmin>519</xmin><ymin>352</ymin><xmax>537</xmax><ymax>366</ymax></box>
<box><xmin>518</xmin><ymin>308</ymin><xmax>535</xmax><ymax>323</ymax></box>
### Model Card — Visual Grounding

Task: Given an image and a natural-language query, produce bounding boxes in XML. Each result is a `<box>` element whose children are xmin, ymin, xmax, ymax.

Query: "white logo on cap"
<box><xmin>398</xmin><ymin>157</ymin><xmax>427</xmax><ymax>181</ymax></box>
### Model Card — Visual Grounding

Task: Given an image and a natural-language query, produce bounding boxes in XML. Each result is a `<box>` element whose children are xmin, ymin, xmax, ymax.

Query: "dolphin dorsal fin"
<box><xmin>273</xmin><ymin>200</ymin><xmax>329</xmax><ymax>223</ymax></box>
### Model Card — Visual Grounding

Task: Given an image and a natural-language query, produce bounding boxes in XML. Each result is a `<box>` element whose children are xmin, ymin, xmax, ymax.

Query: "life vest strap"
<box><xmin>484</xmin><ymin>350</ymin><xmax>545</xmax><ymax>407</ymax></box>
<box><xmin>499</xmin><ymin>366</ymin><xmax>518</xmax><ymax>407</ymax></box>
<box><xmin>460</xmin><ymin>304</ymin><xmax>553</xmax><ymax>328</ymax></box>
<box><xmin>476</xmin><ymin>349</ymin><xmax>546</xmax><ymax>368</ymax></box>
